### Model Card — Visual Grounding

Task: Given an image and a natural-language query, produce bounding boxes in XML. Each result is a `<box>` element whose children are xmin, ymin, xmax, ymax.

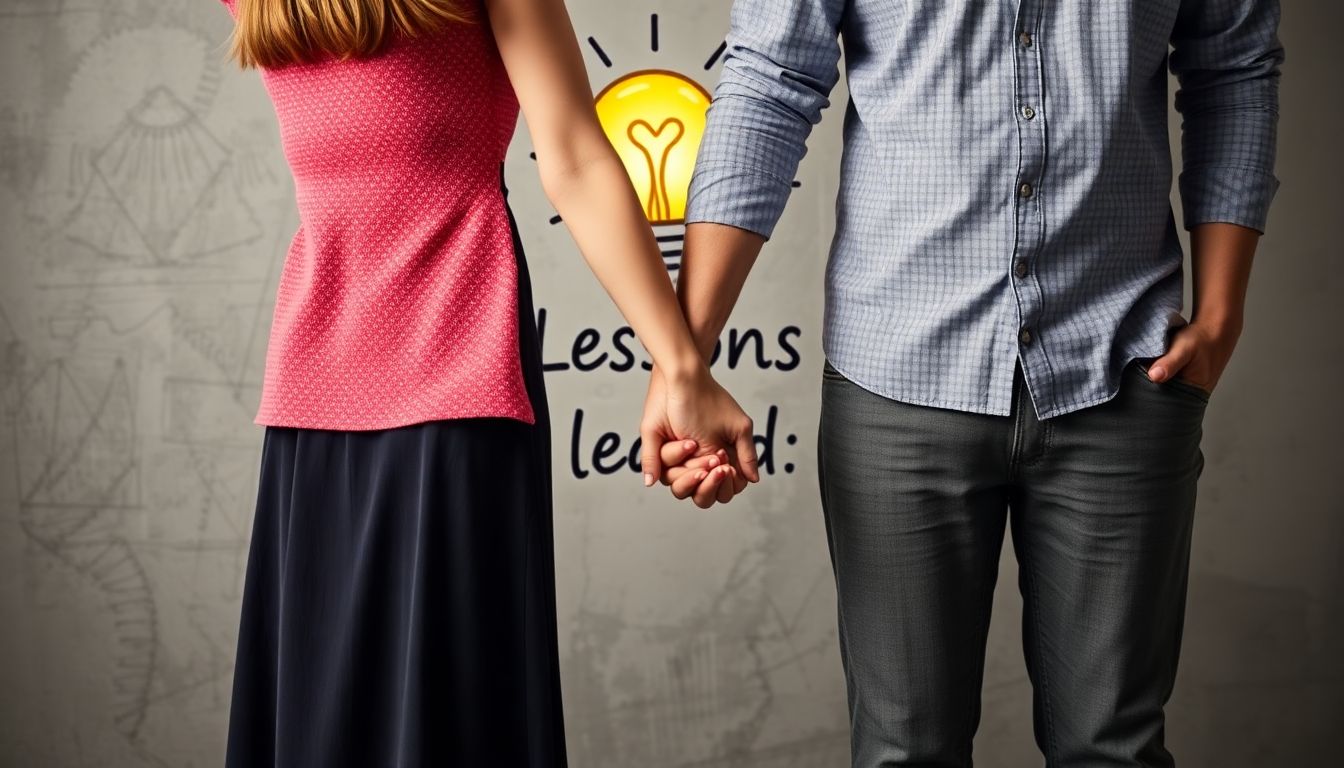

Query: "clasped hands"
<box><xmin>638</xmin><ymin>365</ymin><xmax>759</xmax><ymax>508</ymax></box>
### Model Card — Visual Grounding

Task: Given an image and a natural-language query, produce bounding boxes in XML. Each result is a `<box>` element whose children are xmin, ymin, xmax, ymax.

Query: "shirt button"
<box><xmin>1021</xmin><ymin>105</ymin><xmax>1036</xmax><ymax>120</ymax></box>
<box><xmin>1019</xmin><ymin>182</ymin><xmax>1034</xmax><ymax>199</ymax></box>
<box><xmin>1013</xmin><ymin>258</ymin><xmax>1029</xmax><ymax>278</ymax></box>
<box><xmin>1019</xmin><ymin>32</ymin><xmax>1034</xmax><ymax>47</ymax></box>
<box><xmin>1019</xmin><ymin>327</ymin><xmax>1033</xmax><ymax>345</ymax></box>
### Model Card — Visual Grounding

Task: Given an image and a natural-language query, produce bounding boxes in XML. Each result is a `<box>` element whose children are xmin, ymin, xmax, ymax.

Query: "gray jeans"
<box><xmin>818</xmin><ymin>359</ymin><xmax>1207</xmax><ymax>767</ymax></box>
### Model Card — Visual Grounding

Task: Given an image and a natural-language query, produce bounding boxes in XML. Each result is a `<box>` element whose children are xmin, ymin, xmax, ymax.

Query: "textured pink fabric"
<box><xmin>221</xmin><ymin>0</ymin><xmax>533</xmax><ymax>429</ymax></box>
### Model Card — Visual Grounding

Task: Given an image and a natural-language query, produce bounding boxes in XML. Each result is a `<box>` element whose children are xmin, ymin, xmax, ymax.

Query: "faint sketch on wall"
<box><xmin>0</xmin><ymin>0</ymin><xmax>71</xmax><ymax>19</ymax></box>
<box><xmin>9</xmin><ymin>353</ymin><xmax>158</xmax><ymax>741</ymax></box>
<box><xmin>1</xmin><ymin>16</ymin><xmax>285</xmax><ymax>757</ymax></box>
<box><xmin>66</xmin><ymin>85</ymin><xmax>259</xmax><ymax>264</ymax></box>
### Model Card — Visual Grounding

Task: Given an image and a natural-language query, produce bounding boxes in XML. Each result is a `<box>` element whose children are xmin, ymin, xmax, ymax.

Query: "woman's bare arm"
<box><xmin>485</xmin><ymin>0</ymin><xmax>758</xmax><ymax>498</ymax></box>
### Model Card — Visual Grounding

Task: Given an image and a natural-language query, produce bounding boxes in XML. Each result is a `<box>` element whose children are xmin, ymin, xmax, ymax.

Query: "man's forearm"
<box><xmin>677</xmin><ymin>222</ymin><xmax>768</xmax><ymax>360</ymax></box>
<box><xmin>1189</xmin><ymin>222</ymin><xmax>1259</xmax><ymax>338</ymax></box>
<box><xmin>1147</xmin><ymin>222</ymin><xmax>1260</xmax><ymax>387</ymax></box>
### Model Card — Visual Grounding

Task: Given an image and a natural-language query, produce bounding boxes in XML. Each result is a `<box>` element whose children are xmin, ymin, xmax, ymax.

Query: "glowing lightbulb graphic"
<box><xmin>594</xmin><ymin>69</ymin><xmax>711</xmax><ymax>226</ymax></box>
<box><xmin>534</xmin><ymin>17</ymin><xmax>735</xmax><ymax>273</ymax></box>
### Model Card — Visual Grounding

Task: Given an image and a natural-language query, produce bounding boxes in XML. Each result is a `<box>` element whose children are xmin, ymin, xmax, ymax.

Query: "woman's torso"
<box><xmin>223</xmin><ymin>0</ymin><xmax>533</xmax><ymax>430</ymax></box>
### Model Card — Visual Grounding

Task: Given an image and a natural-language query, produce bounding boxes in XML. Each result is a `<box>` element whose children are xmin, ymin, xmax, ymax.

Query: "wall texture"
<box><xmin>0</xmin><ymin>1</ymin><xmax>1338</xmax><ymax>766</ymax></box>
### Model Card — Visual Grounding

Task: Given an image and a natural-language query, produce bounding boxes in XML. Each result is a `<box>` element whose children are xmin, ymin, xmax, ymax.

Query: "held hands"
<box><xmin>639</xmin><ymin>366</ymin><xmax>759</xmax><ymax>508</ymax></box>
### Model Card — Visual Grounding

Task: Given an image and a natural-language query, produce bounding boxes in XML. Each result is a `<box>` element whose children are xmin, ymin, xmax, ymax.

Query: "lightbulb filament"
<box><xmin>627</xmin><ymin>117</ymin><xmax>686</xmax><ymax>223</ymax></box>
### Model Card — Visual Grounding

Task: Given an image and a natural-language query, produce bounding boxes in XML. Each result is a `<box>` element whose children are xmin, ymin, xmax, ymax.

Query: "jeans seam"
<box><xmin>834</xmin><ymin>572</ymin><xmax>859</xmax><ymax>762</ymax></box>
<box><xmin>1008</xmin><ymin>379</ymin><xmax>1025</xmax><ymax>480</ymax></box>
<box><xmin>817</xmin><ymin>410</ymin><xmax>861</xmax><ymax>764</ymax></box>
<box><xmin>962</xmin><ymin>565</ymin><xmax>996</xmax><ymax>767</ymax></box>
<box><xmin>1022</xmin><ymin>418</ymin><xmax>1052</xmax><ymax>467</ymax></box>
<box><xmin>1021</xmin><ymin>539</ymin><xmax>1059</xmax><ymax>765</ymax></box>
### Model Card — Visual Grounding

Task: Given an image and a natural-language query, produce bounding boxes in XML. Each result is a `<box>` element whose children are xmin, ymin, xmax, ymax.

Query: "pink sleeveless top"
<box><xmin>221</xmin><ymin>0</ymin><xmax>533</xmax><ymax>430</ymax></box>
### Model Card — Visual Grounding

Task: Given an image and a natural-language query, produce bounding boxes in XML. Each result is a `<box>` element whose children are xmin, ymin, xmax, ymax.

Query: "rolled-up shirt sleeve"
<box><xmin>1169</xmin><ymin>0</ymin><xmax>1284</xmax><ymax>233</ymax></box>
<box><xmin>685</xmin><ymin>0</ymin><xmax>846</xmax><ymax>239</ymax></box>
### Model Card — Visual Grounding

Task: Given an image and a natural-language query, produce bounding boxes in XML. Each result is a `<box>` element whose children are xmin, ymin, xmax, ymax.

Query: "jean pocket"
<box><xmin>1166</xmin><ymin>375</ymin><xmax>1212</xmax><ymax>403</ymax></box>
<box><xmin>1131</xmin><ymin>358</ymin><xmax>1211</xmax><ymax>404</ymax></box>
<box><xmin>821</xmin><ymin>359</ymin><xmax>848</xmax><ymax>383</ymax></box>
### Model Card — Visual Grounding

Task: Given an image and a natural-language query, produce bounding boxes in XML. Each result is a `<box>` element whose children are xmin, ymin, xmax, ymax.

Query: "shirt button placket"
<box><xmin>1011</xmin><ymin>4</ymin><xmax>1050</xmax><ymax>409</ymax></box>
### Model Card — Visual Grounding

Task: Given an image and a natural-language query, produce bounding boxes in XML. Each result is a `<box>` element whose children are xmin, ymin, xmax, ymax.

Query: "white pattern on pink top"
<box><xmin>220</xmin><ymin>0</ymin><xmax>533</xmax><ymax>430</ymax></box>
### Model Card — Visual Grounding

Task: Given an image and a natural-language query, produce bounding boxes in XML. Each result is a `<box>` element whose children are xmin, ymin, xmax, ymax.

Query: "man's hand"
<box><xmin>657</xmin><ymin>440</ymin><xmax>740</xmax><ymax>508</ymax></box>
<box><xmin>1146</xmin><ymin>320</ymin><xmax>1241</xmax><ymax>394</ymax></box>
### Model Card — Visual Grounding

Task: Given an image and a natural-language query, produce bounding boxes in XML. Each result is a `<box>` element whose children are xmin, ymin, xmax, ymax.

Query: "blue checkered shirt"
<box><xmin>686</xmin><ymin>0</ymin><xmax>1282</xmax><ymax>418</ymax></box>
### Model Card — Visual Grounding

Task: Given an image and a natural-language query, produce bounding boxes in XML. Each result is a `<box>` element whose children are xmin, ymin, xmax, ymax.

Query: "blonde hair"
<box><xmin>229</xmin><ymin>0</ymin><xmax>470</xmax><ymax>68</ymax></box>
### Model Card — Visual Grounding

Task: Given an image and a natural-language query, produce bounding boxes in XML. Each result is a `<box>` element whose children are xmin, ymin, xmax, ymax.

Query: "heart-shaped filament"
<box><xmin>628</xmin><ymin>117</ymin><xmax>686</xmax><ymax>222</ymax></box>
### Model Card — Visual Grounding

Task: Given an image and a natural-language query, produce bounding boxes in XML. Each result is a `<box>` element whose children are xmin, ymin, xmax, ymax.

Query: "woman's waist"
<box><xmin>290</xmin><ymin>185</ymin><xmax>511</xmax><ymax>254</ymax></box>
<box><xmin>276</xmin><ymin>230</ymin><xmax>518</xmax><ymax>328</ymax></box>
<box><xmin>291</xmin><ymin>159</ymin><xmax>503</xmax><ymax>205</ymax></box>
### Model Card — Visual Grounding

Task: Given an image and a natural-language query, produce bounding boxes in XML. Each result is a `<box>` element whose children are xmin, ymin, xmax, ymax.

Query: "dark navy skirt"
<box><xmin>225</xmin><ymin>198</ymin><xmax>567</xmax><ymax>767</ymax></box>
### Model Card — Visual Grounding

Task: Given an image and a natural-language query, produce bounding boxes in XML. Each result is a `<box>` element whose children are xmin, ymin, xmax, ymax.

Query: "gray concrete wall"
<box><xmin>0</xmin><ymin>1</ymin><xmax>1338</xmax><ymax>765</ymax></box>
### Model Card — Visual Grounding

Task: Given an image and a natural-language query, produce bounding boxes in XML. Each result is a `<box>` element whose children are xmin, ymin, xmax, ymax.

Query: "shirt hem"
<box><xmin>824</xmin><ymin>357</ymin><xmax>1014</xmax><ymax>418</ymax></box>
<box><xmin>826</xmin><ymin>348</ymin><xmax>1167</xmax><ymax>422</ymax></box>
<box><xmin>254</xmin><ymin>407</ymin><xmax>537</xmax><ymax>432</ymax></box>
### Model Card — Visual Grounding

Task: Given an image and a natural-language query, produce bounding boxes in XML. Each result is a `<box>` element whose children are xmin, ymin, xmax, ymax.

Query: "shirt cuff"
<box><xmin>684</xmin><ymin>163</ymin><xmax>795</xmax><ymax>240</ymax></box>
<box><xmin>1179</xmin><ymin>166</ymin><xmax>1280</xmax><ymax>234</ymax></box>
